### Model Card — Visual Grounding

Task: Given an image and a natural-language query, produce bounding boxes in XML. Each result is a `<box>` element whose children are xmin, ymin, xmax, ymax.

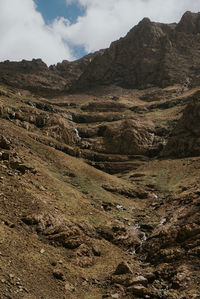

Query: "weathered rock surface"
<box><xmin>92</xmin><ymin>119</ymin><xmax>163</xmax><ymax>156</ymax></box>
<box><xmin>98</xmin><ymin>221</ymin><xmax>143</xmax><ymax>251</ymax></box>
<box><xmin>81</xmin><ymin>100</ymin><xmax>128</xmax><ymax>112</ymax></box>
<box><xmin>0</xmin><ymin>52</ymin><xmax>101</xmax><ymax>95</ymax></box>
<box><xmin>113</xmin><ymin>262</ymin><xmax>133</xmax><ymax>275</ymax></box>
<box><xmin>162</xmin><ymin>97</ymin><xmax>200</xmax><ymax>157</ymax></box>
<box><xmin>141</xmin><ymin>187</ymin><xmax>200</xmax><ymax>294</ymax></box>
<box><xmin>0</xmin><ymin>135</ymin><xmax>11</xmax><ymax>149</ymax></box>
<box><xmin>75</xmin><ymin>11</ymin><xmax>200</xmax><ymax>90</ymax></box>
<box><xmin>22</xmin><ymin>212</ymin><xmax>99</xmax><ymax>267</ymax></box>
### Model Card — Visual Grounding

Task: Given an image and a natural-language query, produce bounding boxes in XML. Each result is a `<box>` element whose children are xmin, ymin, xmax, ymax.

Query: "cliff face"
<box><xmin>75</xmin><ymin>11</ymin><xmax>200</xmax><ymax>90</ymax></box>
<box><xmin>0</xmin><ymin>51</ymin><xmax>102</xmax><ymax>95</ymax></box>
<box><xmin>0</xmin><ymin>59</ymin><xmax>64</xmax><ymax>95</ymax></box>
<box><xmin>162</xmin><ymin>94</ymin><xmax>200</xmax><ymax>157</ymax></box>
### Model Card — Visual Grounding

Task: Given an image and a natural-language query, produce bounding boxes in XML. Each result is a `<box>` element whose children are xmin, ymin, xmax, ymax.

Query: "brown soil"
<box><xmin>0</xmin><ymin>12</ymin><xmax>200</xmax><ymax>299</ymax></box>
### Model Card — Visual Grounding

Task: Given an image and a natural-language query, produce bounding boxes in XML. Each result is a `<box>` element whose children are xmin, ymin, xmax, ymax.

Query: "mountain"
<box><xmin>0</xmin><ymin>51</ymin><xmax>102</xmax><ymax>95</ymax></box>
<box><xmin>75</xmin><ymin>11</ymin><xmax>200</xmax><ymax>90</ymax></box>
<box><xmin>0</xmin><ymin>11</ymin><xmax>200</xmax><ymax>299</ymax></box>
<box><xmin>1</xmin><ymin>11</ymin><xmax>200</xmax><ymax>95</ymax></box>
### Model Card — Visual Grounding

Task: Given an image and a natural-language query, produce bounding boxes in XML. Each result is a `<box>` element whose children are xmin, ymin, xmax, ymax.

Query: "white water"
<box><xmin>74</xmin><ymin>128</ymin><xmax>81</xmax><ymax>140</ymax></box>
<box><xmin>130</xmin><ymin>223</ymin><xmax>147</xmax><ymax>255</ymax></box>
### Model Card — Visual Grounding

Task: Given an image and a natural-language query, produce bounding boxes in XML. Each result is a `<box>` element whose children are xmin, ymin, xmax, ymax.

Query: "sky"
<box><xmin>0</xmin><ymin>0</ymin><xmax>199</xmax><ymax>66</ymax></box>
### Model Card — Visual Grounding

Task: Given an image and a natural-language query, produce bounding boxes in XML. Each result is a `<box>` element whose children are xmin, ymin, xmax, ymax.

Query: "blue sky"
<box><xmin>35</xmin><ymin>0</ymin><xmax>84</xmax><ymax>24</ymax></box>
<box><xmin>34</xmin><ymin>0</ymin><xmax>87</xmax><ymax>58</ymax></box>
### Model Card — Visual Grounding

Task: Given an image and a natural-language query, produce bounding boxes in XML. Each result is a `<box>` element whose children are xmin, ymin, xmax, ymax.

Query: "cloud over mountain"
<box><xmin>0</xmin><ymin>0</ymin><xmax>199</xmax><ymax>65</ymax></box>
<box><xmin>63</xmin><ymin>0</ymin><xmax>200</xmax><ymax>52</ymax></box>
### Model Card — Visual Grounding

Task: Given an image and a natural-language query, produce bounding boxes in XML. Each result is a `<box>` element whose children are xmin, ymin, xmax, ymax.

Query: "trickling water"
<box><xmin>116</xmin><ymin>204</ymin><xmax>123</xmax><ymax>210</ymax></box>
<box><xmin>159</xmin><ymin>217</ymin><xmax>167</xmax><ymax>226</ymax></box>
<box><xmin>130</xmin><ymin>223</ymin><xmax>148</xmax><ymax>255</ymax></box>
<box><xmin>74</xmin><ymin>128</ymin><xmax>81</xmax><ymax>140</ymax></box>
<box><xmin>141</xmin><ymin>232</ymin><xmax>147</xmax><ymax>242</ymax></box>
<box><xmin>134</xmin><ymin>223</ymin><xmax>140</xmax><ymax>230</ymax></box>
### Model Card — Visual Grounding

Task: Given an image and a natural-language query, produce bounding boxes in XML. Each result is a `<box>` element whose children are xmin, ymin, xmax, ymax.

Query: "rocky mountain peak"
<box><xmin>176</xmin><ymin>10</ymin><xmax>200</xmax><ymax>33</ymax></box>
<box><xmin>125</xmin><ymin>17</ymin><xmax>166</xmax><ymax>44</ymax></box>
<box><xmin>74</xmin><ymin>11</ymin><xmax>200</xmax><ymax>91</ymax></box>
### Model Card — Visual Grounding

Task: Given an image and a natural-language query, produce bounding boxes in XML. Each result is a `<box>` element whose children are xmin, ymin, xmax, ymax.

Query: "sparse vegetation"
<box><xmin>0</xmin><ymin>11</ymin><xmax>200</xmax><ymax>298</ymax></box>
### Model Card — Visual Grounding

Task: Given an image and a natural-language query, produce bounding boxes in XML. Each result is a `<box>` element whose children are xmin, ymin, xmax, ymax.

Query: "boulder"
<box><xmin>0</xmin><ymin>136</ymin><xmax>11</xmax><ymax>150</ymax></box>
<box><xmin>113</xmin><ymin>262</ymin><xmax>133</xmax><ymax>275</ymax></box>
<box><xmin>98</xmin><ymin>221</ymin><xmax>142</xmax><ymax>250</ymax></box>
<box><xmin>127</xmin><ymin>284</ymin><xmax>147</xmax><ymax>296</ymax></box>
<box><xmin>129</xmin><ymin>276</ymin><xmax>148</xmax><ymax>287</ymax></box>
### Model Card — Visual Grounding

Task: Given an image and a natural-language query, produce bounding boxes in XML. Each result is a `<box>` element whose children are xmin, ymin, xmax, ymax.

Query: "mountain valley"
<box><xmin>0</xmin><ymin>11</ymin><xmax>200</xmax><ymax>299</ymax></box>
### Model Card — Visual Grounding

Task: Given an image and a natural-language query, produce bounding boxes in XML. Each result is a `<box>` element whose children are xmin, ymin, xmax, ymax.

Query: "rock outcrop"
<box><xmin>162</xmin><ymin>95</ymin><xmax>200</xmax><ymax>157</ymax></box>
<box><xmin>75</xmin><ymin>11</ymin><xmax>200</xmax><ymax>90</ymax></box>
<box><xmin>141</xmin><ymin>187</ymin><xmax>200</xmax><ymax>296</ymax></box>
<box><xmin>22</xmin><ymin>212</ymin><xmax>100</xmax><ymax>267</ymax></box>
<box><xmin>91</xmin><ymin>119</ymin><xmax>163</xmax><ymax>156</ymax></box>
<box><xmin>0</xmin><ymin>52</ymin><xmax>101</xmax><ymax>95</ymax></box>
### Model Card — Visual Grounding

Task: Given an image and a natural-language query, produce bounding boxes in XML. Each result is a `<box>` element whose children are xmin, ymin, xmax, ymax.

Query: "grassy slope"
<box><xmin>0</xmin><ymin>84</ymin><xmax>199</xmax><ymax>298</ymax></box>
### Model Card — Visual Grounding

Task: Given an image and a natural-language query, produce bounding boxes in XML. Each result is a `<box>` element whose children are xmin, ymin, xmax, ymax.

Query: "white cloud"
<box><xmin>0</xmin><ymin>0</ymin><xmax>199</xmax><ymax>65</ymax></box>
<box><xmin>0</xmin><ymin>0</ymin><xmax>74</xmax><ymax>65</ymax></box>
<box><xmin>62</xmin><ymin>0</ymin><xmax>200</xmax><ymax>52</ymax></box>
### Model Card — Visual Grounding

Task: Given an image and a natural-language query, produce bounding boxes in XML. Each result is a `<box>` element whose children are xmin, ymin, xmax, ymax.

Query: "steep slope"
<box><xmin>0</xmin><ymin>51</ymin><xmax>102</xmax><ymax>96</ymax></box>
<box><xmin>162</xmin><ymin>92</ymin><xmax>200</xmax><ymax>157</ymax></box>
<box><xmin>75</xmin><ymin>11</ymin><xmax>200</xmax><ymax>90</ymax></box>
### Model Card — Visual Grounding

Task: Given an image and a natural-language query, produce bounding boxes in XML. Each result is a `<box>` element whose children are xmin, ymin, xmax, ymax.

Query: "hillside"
<box><xmin>0</xmin><ymin>11</ymin><xmax>200</xmax><ymax>299</ymax></box>
<box><xmin>0</xmin><ymin>51</ymin><xmax>102</xmax><ymax>96</ymax></box>
<box><xmin>76</xmin><ymin>11</ymin><xmax>200</xmax><ymax>90</ymax></box>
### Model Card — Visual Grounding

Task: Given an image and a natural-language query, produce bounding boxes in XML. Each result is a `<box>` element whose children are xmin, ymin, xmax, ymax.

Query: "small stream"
<box><xmin>130</xmin><ymin>223</ymin><xmax>148</xmax><ymax>255</ymax></box>
<box><xmin>74</xmin><ymin>127</ymin><xmax>81</xmax><ymax>140</ymax></box>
